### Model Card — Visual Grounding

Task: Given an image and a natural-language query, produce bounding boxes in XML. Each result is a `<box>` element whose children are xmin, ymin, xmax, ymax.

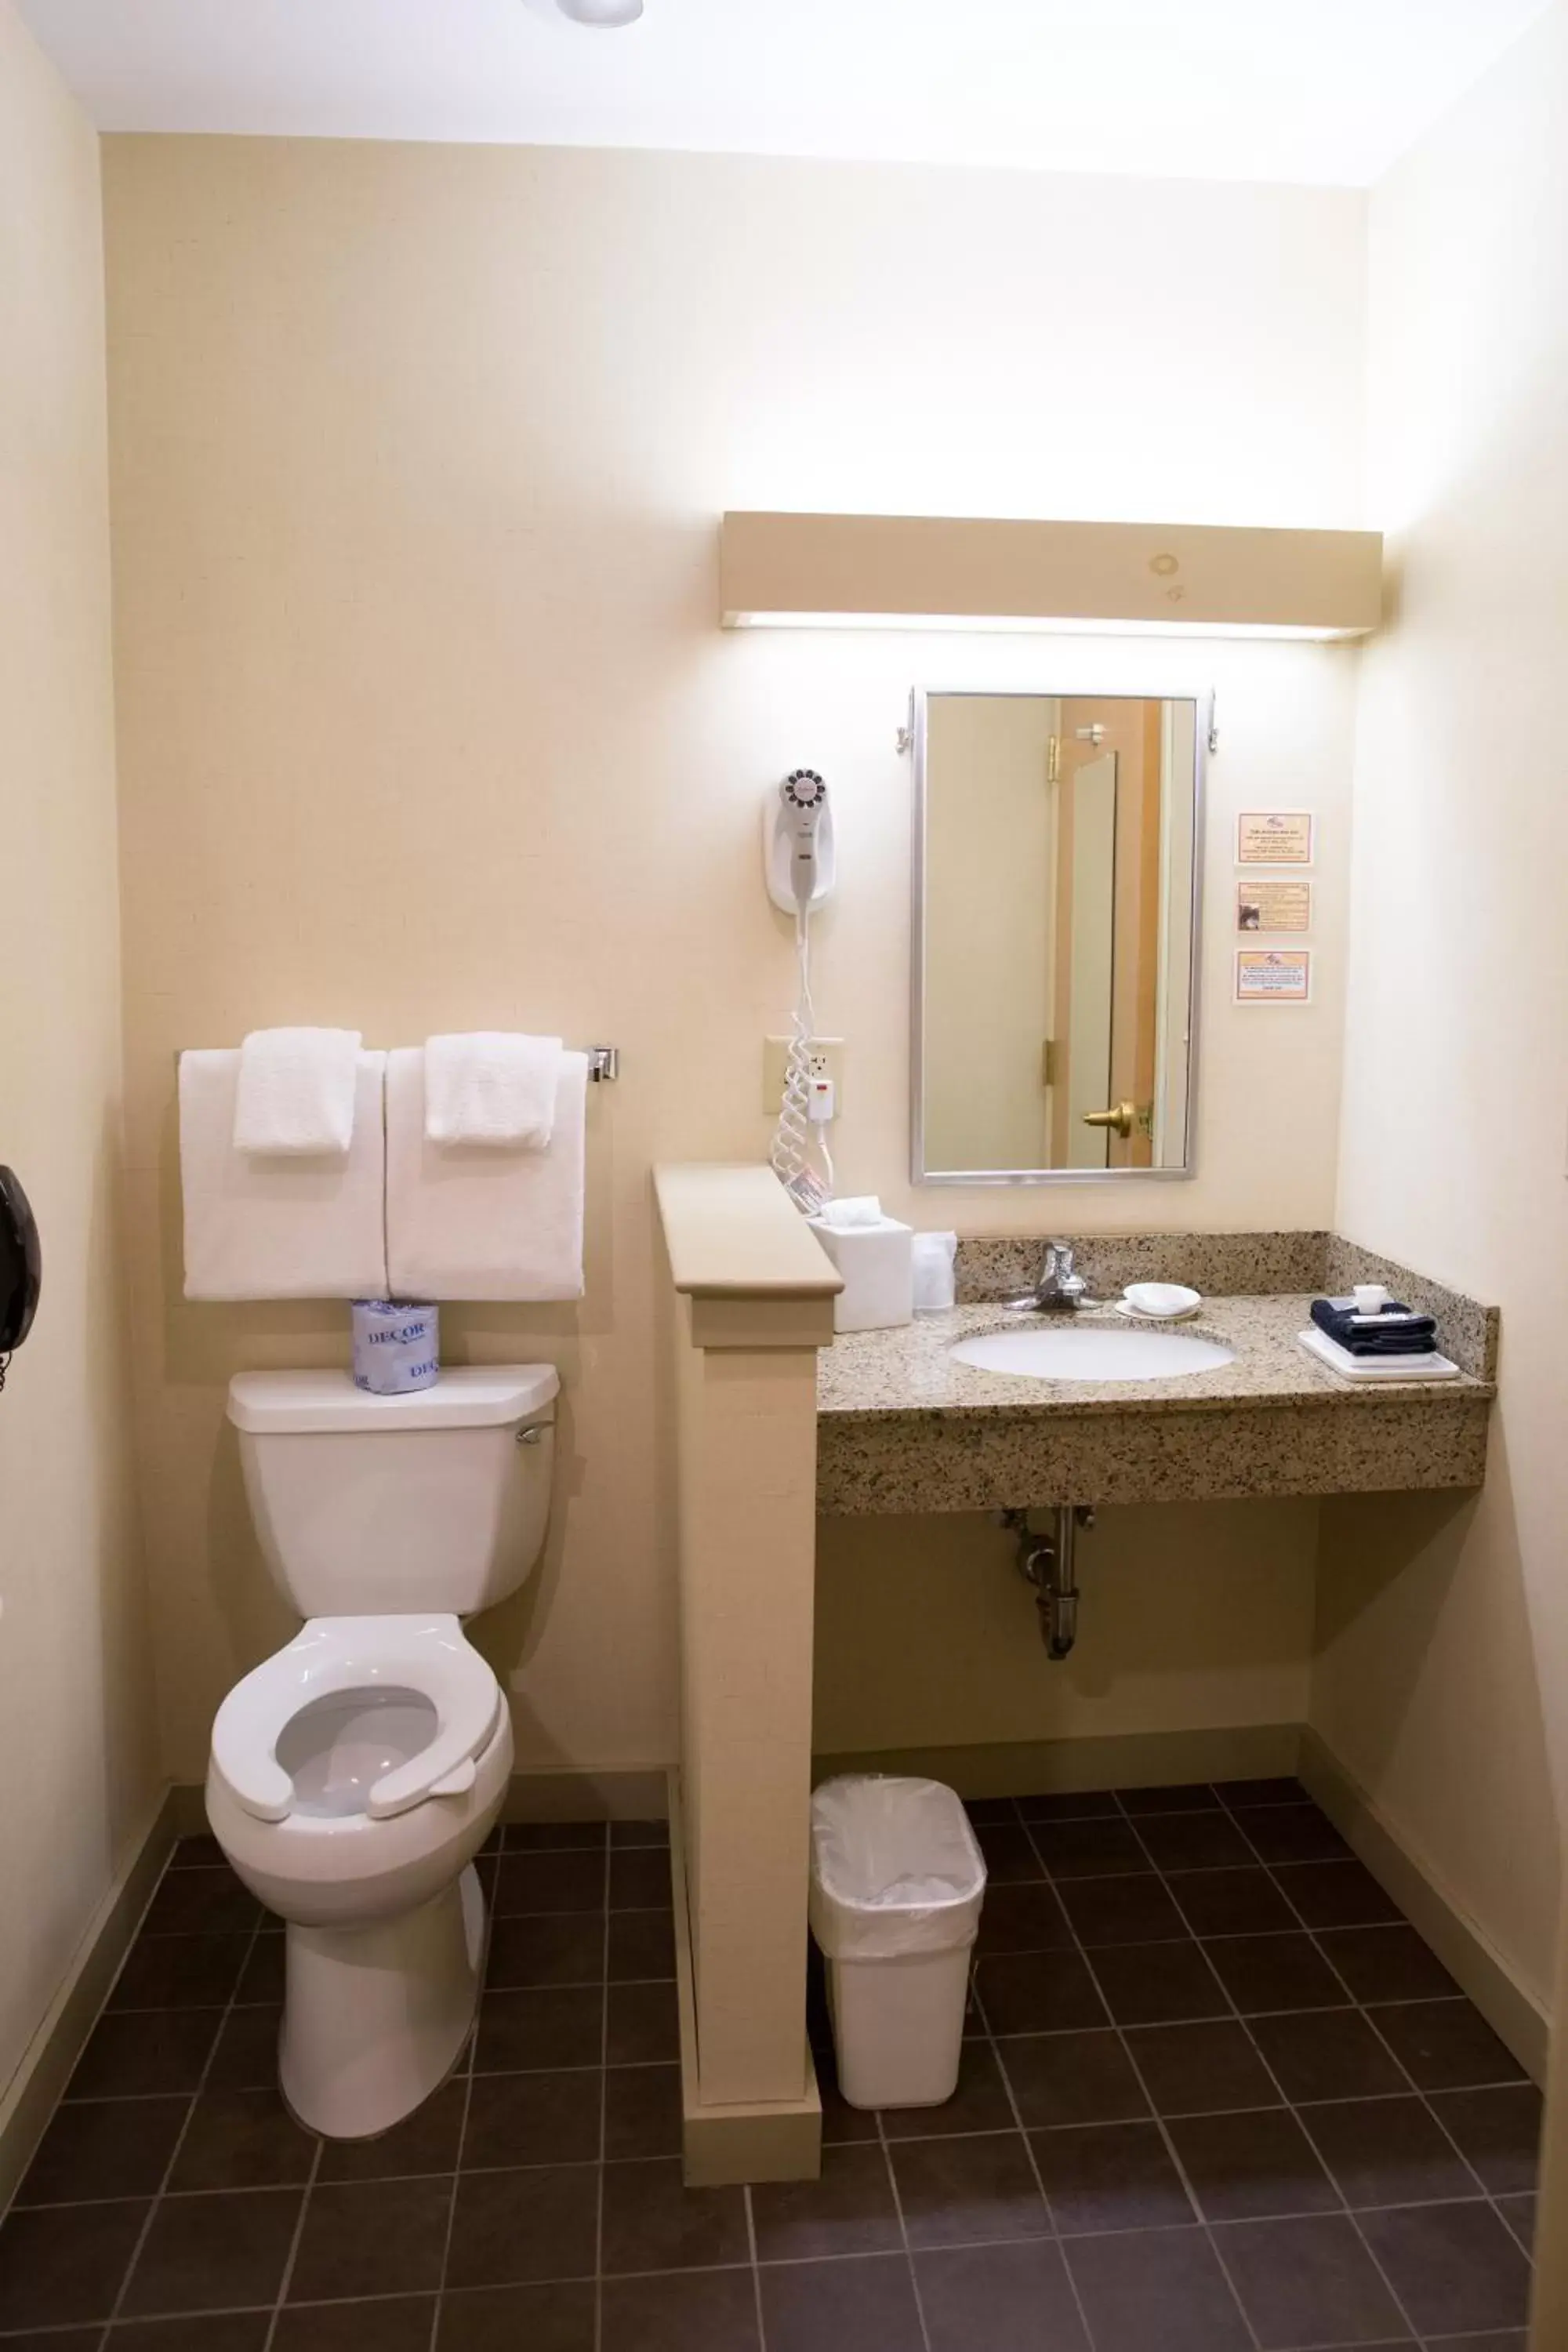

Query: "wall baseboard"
<box><xmin>813</xmin><ymin>1722</ymin><xmax>1302</xmax><ymax>1798</ymax></box>
<box><xmin>0</xmin><ymin>1788</ymin><xmax>179</xmax><ymax>2212</ymax></box>
<box><xmin>1298</xmin><ymin>1729</ymin><xmax>1549</xmax><ymax>2085</ymax></box>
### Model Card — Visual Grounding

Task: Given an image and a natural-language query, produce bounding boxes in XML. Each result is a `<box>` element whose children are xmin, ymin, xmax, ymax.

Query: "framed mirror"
<box><xmin>911</xmin><ymin>688</ymin><xmax>1207</xmax><ymax>1184</ymax></box>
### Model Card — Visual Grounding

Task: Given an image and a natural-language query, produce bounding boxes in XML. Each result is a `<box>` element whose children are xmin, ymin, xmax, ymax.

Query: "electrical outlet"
<box><xmin>764</xmin><ymin>1036</ymin><xmax>845</xmax><ymax>1114</ymax></box>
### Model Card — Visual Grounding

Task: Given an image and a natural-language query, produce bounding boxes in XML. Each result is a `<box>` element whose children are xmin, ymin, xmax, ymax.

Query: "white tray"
<box><xmin>1298</xmin><ymin>1327</ymin><xmax>1460</xmax><ymax>1383</ymax></box>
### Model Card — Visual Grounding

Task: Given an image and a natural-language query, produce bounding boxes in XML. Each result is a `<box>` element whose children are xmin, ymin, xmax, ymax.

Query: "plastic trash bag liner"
<box><xmin>809</xmin><ymin>1775</ymin><xmax>987</xmax><ymax>1961</ymax></box>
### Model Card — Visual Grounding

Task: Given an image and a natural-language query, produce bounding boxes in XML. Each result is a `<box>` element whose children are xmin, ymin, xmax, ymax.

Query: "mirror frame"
<box><xmin>909</xmin><ymin>684</ymin><xmax>1210</xmax><ymax>1186</ymax></box>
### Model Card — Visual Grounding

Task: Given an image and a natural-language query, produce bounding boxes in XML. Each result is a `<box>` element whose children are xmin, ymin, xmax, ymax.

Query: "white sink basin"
<box><xmin>950</xmin><ymin>1324</ymin><xmax>1236</xmax><ymax>1383</ymax></box>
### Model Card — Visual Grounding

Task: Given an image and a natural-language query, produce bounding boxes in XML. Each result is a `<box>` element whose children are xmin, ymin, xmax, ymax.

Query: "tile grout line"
<box><xmin>743</xmin><ymin>2183</ymin><xmax>767</xmax><ymax>2351</ymax></box>
<box><xmin>260</xmin><ymin>2135</ymin><xmax>324</xmax><ymax>2352</ymax></box>
<box><xmin>872</xmin><ymin>2099</ymin><xmax>933</xmax><ymax>2352</ymax></box>
<box><xmin>426</xmin><ymin>1852</ymin><xmax>493</xmax><ymax>2352</ymax></box>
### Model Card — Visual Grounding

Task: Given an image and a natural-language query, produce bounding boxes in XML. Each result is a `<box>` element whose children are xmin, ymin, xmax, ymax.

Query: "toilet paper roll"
<box><xmin>351</xmin><ymin>1298</ymin><xmax>440</xmax><ymax>1394</ymax></box>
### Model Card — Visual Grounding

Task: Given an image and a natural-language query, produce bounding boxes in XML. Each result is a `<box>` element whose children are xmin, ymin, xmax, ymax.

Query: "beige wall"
<box><xmin>1317</xmin><ymin>0</ymin><xmax>1568</xmax><ymax>2017</ymax></box>
<box><xmin>100</xmin><ymin>135</ymin><xmax>1367</xmax><ymax>1784</ymax></box>
<box><xmin>0</xmin><ymin>0</ymin><xmax>159</xmax><ymax>2096</ymax></box>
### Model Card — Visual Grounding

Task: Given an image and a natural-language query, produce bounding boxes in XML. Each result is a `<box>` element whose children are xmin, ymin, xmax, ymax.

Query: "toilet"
<box><xmin>205</xmin><ymin>1363</ymin><xmax>558</xmax><ymax>2139</ymax></box>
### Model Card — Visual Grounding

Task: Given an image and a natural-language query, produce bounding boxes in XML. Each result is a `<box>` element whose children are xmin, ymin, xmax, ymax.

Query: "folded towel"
<box><xmin>424</xmin><ymin>1032</ymin><xmax>563</xmax><ymax>1150</ymax></box>
<box><xmin>233</xmin><ymin>1027</ymin><xmax>364</xmax><ymax>1156</ymax></box>
<box><xmin>1310</xmin><ymin>1297</ymin><xmax>1437</xmax><ymax>1355</ymax></box>
<box><xmin>387</xmin><ymin>1047</ymin><xmax>586</xmax><ymax>1301</ymax></box>
<box><xmin>182</xmin><ymin>1049</ymin><xmax>388</xmax><ymax>1299</ymax></box>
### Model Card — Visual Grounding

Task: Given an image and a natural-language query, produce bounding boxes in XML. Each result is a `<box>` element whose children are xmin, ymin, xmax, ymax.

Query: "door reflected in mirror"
<box><xmin>913</xmin><ymin>690</ymin><xmax>1203</xmax><ymax>1183</ymax></box>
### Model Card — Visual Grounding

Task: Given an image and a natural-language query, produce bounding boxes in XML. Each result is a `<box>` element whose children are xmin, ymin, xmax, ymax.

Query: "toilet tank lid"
<box><xmin>227</xmin><ymin>1364</ymin><xmax>559</xmax><ymax>1434</ymax></box>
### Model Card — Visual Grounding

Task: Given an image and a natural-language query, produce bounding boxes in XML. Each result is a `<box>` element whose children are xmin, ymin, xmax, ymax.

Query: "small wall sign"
<box><xmin>1236</xmin><ymin>949</ymin><xmax>1312</xmax><ymax>1003</ymax></box>
<box><xmin>1236</xmin><ymin>879</ymin><xmax>1312</xmax><ymax>934</ymax></box>
<box><xmin>1237</xmin><ymin>810</ymin><xmax>1314</xmax><ymax>866</ymax></box>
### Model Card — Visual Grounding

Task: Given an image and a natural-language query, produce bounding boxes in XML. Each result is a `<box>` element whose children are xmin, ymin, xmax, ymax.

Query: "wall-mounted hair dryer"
<box><xmin>766</xmin><ymin>771</ymin><xmax>836</xmax><ymax>1213</ymax></box>
<box><xmin>764</xmin><ymin>769</ymin><xmax>836</xmax><ymax>915</ymax></box>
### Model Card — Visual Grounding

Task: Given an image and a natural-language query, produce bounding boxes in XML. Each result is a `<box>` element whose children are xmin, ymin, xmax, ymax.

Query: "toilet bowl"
<box><xmin>205</xmin><ymin>1365</ymin><xmax>557</xmax><ymax>2139</ymax></box>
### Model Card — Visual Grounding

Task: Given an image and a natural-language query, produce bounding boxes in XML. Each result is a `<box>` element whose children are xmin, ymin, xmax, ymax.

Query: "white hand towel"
<box><xmin>387</xmin><ymin>1047</ymin><xmax>586</xmax><ymax>1301</ymax></box>
<box><xmin>424</xmin><ymin>1032</ymin><xmax>563</xmax><ymax>1150</ymax></box>
<box><xmin>233</xmin><ymin>1026</ymin><xmax>364</xmax><ymax>1156</ymax></box>
<box><xmin>181</xmin><ymin>1049</ymin><xmax>389</xmax><ymax>1300</ymax></box>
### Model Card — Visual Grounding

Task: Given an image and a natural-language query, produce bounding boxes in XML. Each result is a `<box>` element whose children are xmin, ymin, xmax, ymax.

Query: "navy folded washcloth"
<box><xmin>1310</xmin><ymin>1296</ymin><xmax>1439</xmax><ymax>1356</ymax></box>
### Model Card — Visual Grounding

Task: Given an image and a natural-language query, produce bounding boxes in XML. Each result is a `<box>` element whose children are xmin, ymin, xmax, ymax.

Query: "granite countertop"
<box><xmin>817</xmin><ymin>1295</ymin><xmax>1496</xmax><ymax>1422</ymax></box>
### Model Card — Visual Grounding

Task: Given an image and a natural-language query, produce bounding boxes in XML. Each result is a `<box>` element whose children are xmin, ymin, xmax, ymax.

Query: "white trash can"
<box><xmin>809</xmin><ymin>1774</ymin><xmax>987</xmax><ymax>2111</ymax></box>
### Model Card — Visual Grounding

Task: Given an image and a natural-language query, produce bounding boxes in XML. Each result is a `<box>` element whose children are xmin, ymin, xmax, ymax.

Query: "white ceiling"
<box><xmin>18</xmin><ymin>0</ymin><xmax>1554</xmax><ymax>187</ymax></box>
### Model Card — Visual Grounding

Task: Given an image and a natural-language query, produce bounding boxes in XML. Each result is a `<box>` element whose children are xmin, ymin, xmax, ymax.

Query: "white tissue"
<box><xmin>819</xmin><ymin>1196</ymin><xmax>884</xmax><ymax>1229</ymax></box>
<box><xmin>809</xmin><ymin>1213</ymin><xmax>913</xmax><ymax>1332</ymax></box>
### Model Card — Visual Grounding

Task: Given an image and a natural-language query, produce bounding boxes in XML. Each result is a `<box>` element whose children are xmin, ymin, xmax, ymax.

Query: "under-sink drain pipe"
<box><xmin>999</xmin><ymin>1505</ymin><xmax>1096</xmax><ymax>1661</ymax></box>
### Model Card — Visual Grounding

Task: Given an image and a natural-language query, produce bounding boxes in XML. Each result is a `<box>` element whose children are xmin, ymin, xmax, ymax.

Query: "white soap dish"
<box><xmin>1120</xmin><ymin>1282</ymin><xmax>1202</xmax><ymax>1323</ymax></box>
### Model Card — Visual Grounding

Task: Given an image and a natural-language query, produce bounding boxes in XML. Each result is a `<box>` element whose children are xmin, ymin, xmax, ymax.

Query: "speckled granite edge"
<box><xmin>1323</xmin><ymin>1237</ymin><xmax>1498</xmax><ymax>1383</ymax></box>
<box><xmin>955</xmin><ymin>1232</ymin><xmax>1330</xmax><ymax>1302</ymax></box>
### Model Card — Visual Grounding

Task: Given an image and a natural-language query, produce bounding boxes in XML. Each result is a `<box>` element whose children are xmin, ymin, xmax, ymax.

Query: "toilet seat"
<box><xmin>211</xmin><ymin>1616</ymin><xmax>501</xmax><ymax>1826</ymax></box>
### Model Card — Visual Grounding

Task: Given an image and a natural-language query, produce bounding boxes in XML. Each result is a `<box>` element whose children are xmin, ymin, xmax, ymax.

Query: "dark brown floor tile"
<box><xmin>19</xmin><ymin>2096</ymin><xmax>189</xmax><ymax>2203</ymax></box>
<box><xmin>606</xmin><ymin>1979</ymin><xmax>678</xmax><ymax>2065</ymax></box>
<box><xmin>169</xmin><ymin>2085</ymin><xmax>317</xmax><ymax>2190</ymax></box>
<box><xmin>975</xmin><ymin>1882</ymin><xmax>1076</xmax><ymax>1955</ymax></box>
<box><xmin>1232</xmin><ymin>1802</ymin><xmax>1350</xmax><ymax>1865</ymax></box>
<box><xmin>1116</xmin><ymin>1783</ymin><xmax>1220</xmax><ymax>1813</ymax></box>
<box><xmin>1316</xmin><ymin>1922</ymin><xmax>1458</xmax><ymax>2004</ymax></box>
<box><xmin>1029</xmin><ymin>1818</ymin><xmax>1149</xmax><ymax>1878</ymax></box>
<box><xmin>976</xmin><ymin>1948</ymin><xmax>1108</xmax><ymax>2037</ymax></box>
<box><xmin>604</xmin><ymin>2061</ymin><xmax>682</xmax><ymax>2159</ymax></box>
<box><xmin>503</xmin><ymin>1820</ymin><xmax>606</xmax><ymax>1851</ymax></box>
<box><xmin>1421</xmin><ymin>2335</ymin><xmax>1526</xmax><ymax>2350</ymax></box>
<box><xmin>601</xmin><ymin>2154</ymin><xmax>750</xmax><ymax>2273</ymax></box>
<box><xmin>1215</xmin><ymin>1777</ymin><xmax>1308</xmax><ymax>1809</ymax></box>
<box><xmin>892</xmin><ymin>2131</ymin><xmax>1051</xmax><ymax>2248</ymax></box>
<box><xmin>1000</xmin><ymin>2031</ymin><xmax>1149</xmax><ymax>2130</ymax></box>
<box><xmin>462</xmin><ymin>2068</ymin><xmax>601</xmax><ymax>2169</ymax></box>
<box><xmin>169</xmin><ymin>1835</ymin><xmax>227</xmax><ymax>1869</ymax></box>
<box><xmin>111</xmin><ymin>2315</ymin><xmax>272</xmax><ymax>2352</ymax></box>
<box><xmin>916</xmin><ymin>2239</ymin><xmax>1091</xmax><ymax>2352</ymax></box>
<box><xmin>204</xmin><ymin>2008</ymin><xmax>281</xmax><ymax>2092</ymax></box>
<box><xmin>67</xmin><ymin>2009</ymin><xmax>225</xmax><ymax>2099</ymax></box>
<box><xmin>445</xmin><ymin>2163</ymin><xmax>599</xmax><ymax>2288</ymax></box>
<box><xmin>1132</xmin><ymin>1813</ymin><xmax>1255</xmax><ymax>1872</ymax></box>
<box><xmin>1166</xmin><ymin>2106</ymin><xmax>1339</xmax><ymax>2222</ymax></box>
<box><xmin>110</xmin><ymin>1934</ymin><xmax>253</xmax><ymax>2011</ymax></box>
<box><xmin>820</xmin><ymin>2073</ymin><xmax>881</xmax><ymax>2143</ymax></box>
<box><xmin>1031</xmin><ymin>2118</ymin><xmax>1193</xmax><ymax>2236</ymax></box>
<box><xmin>484</xmin><ymin>1911</ymin><xmax>604</xmax><ymax>1989</ymax></box>
<box><xmin>233</xmin><ymin>1938</ymin><xmax>284</xmax><ymax>2007</ymax></box>
<box><xmin>438</xmin><ymin>2280</ymin><xmax>595</xmax><ymax>2352</ymax></box>
<box><xmin>751</xmin><ymin>2140</ymin><xmax>901</xmax><ymax>2260</ymax></box>
<box><xmin>492</xmin><ymin>1851</ymin><xmax>605</xmax><ymax>1916</ymax></box>
<box><xmin>1368</xmin><ymin>1999</ymin><xmax>1528</xmax><ymax>2092</ymax></box>
<box><xmin>0</xmin><ymin>2199</ymin><xmax>149</xmax><ymax>2327</ymax></box>
<box><xmin>1065</xmin><ymin>2225</ymin><xmax>1250</xmax><ymax>2351</ymax></box>
<box><xmin>601</xmin><ymin>2267</ymin><xmax>757</xmax><ymax>2352</ymax></box>
<box><xmin>608</xmin><ymin>1848</ymin><xmax>673</xmax><ymax>1910</ymax></box>
<box><xmin>1428</xmin><ymin>2084</ymin><xmax>1543</xmax><ymax>2195</ymax></box>
<box><xmin>1497</xmin><ymin>2192</ymin><xmax>1535</xmax><ymax>2253</ymax></box>
<box><xmin>1200</xmin><ymin>1931</ymin><xmax>1348</xmax><ymax>2016</ymax></box>
<box><xmin>475</xmin><ymin>1985</ymin><xmax>602</xmax><ymax>2073</ymax></box>
<box><xmin>1124</xmin><ymin>2020</ymin><xmax>1283</xmax><ymax>2116</ymax></box>
<box><xmin>1056</xmin><ymin>1873</ymin><xmax>1189</xmax><ymax>1948</ymax></box>
<box><xmin>760</xmin><ymin>2253</ymin><xmax>924</xmax><ymax>2352</ymax></box>
<box><xmin>608</xmin><ymin>1907</ymin><xmax>675</xmax><ymax>1982</ymax></box>
<box><xmin>1358</xmin><ymin>2200</ymin><xmax>1533</xmax><ymax>2336</ymax></box>
<box><xmin>965</xmin><ymin>1796</ymin><xmax>1023</xmax><ymax>1824</ymax></box>
<box><xmin>123</xmin><ymin>2188</ymin><xmax>303</xmax><ymax>2315</ymax></box>
<box><xmin>881</xmin><ymin>2039</ymin><xmax>1015</xmax><ymax>2139</ymax></box>
<box><xmin>1216</xmin><ymin>2211</ymin><xmax>1406</xmax><ymax>2346</ymax></box>
<box><xmin>314</xmin><ymin>2078</ymin><xmax>466</xmax><ymax>2180</ymax></box>
<box><xmin>1300</xmin><ymin>2093</ymin><xmax>1479</xmax><ymax>2209</ymax></box>
<box><xmin>609</xmin><ymin>1817</ymin><xmax>669</xmax><ymax>1848</ymax></box>
<box><xmin>1087</xmin><ymin>1940</ymin><xmax>1229</xmax><ymax>2027</ymax></box>
<box><xmin>274</xmin><ymin>2298</ymin><xmax>435</xmax><ymax>2352</ymax></box>
<box><xmin>288</xmin><ymin>2175</ymin><xmax>452</xmax><ymax>2301</ymax></box>
<box><xmin>1272</xmin><ymin>1858</ymin><xmax>1402</xmax><ymax>1929</ymax></box>
<box><xmin>1249</xmin><ymin>2007</ymin><xmax>1410</xmax><ymax>2103</ymax></box>
<box><xmin>1017</xmin><ymin>1791</ymin><xmax>1120</xmax><ymax>1822</ymax></box>
<box><xmin>142</xmin><ymin>1870</ymin><xmax>261</xmax><ymax>1937</ymax></box>
<box><xmin>975</xmin><ymin>1823</ymin><xmax>1047</xmax><ymax>1882</ymax></box>
<box><xmin>1167</xmin><ymin>1867</ymin><xmax>1298</xmax><ymax>1939</ymax></box>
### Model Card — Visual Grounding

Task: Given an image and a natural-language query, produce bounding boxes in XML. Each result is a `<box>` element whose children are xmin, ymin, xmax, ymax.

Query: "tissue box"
<box><xmin>809</xmin><ymin>1216</ymin><xmax>914</xmax><ymax>1333</ymax></box>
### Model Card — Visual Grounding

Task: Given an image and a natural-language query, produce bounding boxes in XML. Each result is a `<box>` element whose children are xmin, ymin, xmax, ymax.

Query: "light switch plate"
<box><xmin>763</xmin><ymin>1036</ymin><xmax>844</xmax><ymax>1114</ymax></box>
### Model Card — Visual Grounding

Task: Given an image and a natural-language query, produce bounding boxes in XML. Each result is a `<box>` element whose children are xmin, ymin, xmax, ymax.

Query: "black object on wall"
<box><xmin>0</xmin><ymin>1167</ymin><xmax>42</xmax><ymax>1388</ymax></box>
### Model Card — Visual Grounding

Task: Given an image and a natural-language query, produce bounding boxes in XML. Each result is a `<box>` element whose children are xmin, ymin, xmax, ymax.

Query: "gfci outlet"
<box><xmin>763</xmin><ymin>1036</ymin><xmax>845</xmax><ymax>1114</ymax></box>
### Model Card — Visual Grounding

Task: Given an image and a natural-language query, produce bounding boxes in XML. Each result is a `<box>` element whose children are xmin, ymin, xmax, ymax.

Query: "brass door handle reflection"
<box><xmin>1083</xmin><ymin>1101</ymin><xmax>1137</xmax><ymax>1138</ymax></box>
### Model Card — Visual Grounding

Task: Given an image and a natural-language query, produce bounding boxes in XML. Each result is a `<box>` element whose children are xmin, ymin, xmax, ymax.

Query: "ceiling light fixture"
<box><xmin>555</xmin><ymin>0</ymin><xmax>644</xmax><ymax>25</ymax></box>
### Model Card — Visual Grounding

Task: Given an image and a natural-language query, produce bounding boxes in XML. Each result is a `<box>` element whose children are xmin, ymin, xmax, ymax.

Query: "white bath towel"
<box><xmin>386</xmin><ymin>1047</ymin><xmax>586</xmax><ymax>1301</ymax></box>
<box><xmin>233</xmin><ymin>1026</ymin><xmax>364</xmax><ymax>1156</ymax></box>
<box><xmin>181</xmin><ymin>1049</ymin><xmax>389</xmax><ymax>1300</ymax></box>
<box><xmin>424</xmin><ymin>1032</ymin><xmax>563</xmax><ymax>1150</ymax></box>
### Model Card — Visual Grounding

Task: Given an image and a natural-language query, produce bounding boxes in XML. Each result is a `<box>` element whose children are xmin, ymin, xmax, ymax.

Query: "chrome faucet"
<box><xmin>1009</xmin><ymin>1240</ymin><xmax>1090</xmax><ymax>1313</ymax></box>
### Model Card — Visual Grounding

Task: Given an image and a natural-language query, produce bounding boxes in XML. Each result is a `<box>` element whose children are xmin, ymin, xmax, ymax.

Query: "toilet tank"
<box><xmin>227</xmin><ymin>1365</ymin><xmax>559</xmax><ymax>1619</ymax></box>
